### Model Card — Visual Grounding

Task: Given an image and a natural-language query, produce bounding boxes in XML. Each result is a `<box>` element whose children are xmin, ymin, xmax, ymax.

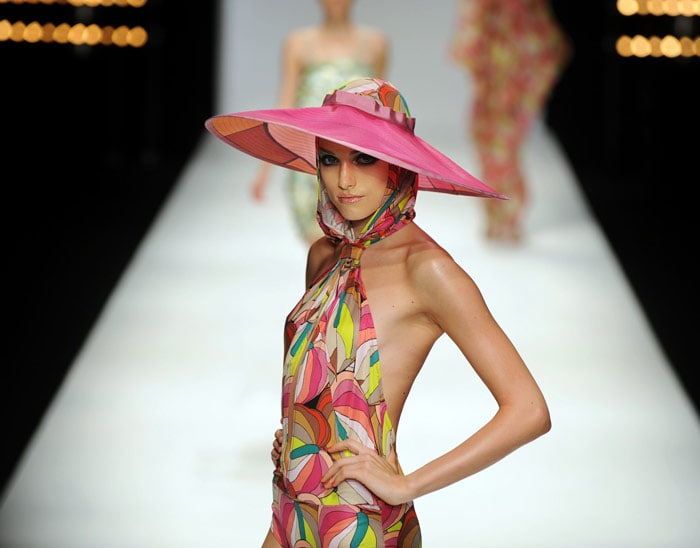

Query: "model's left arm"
<box><xmin>323</xmin><ymin>250</ymin><xmax>550</xmax><ymax>505</ymax></box>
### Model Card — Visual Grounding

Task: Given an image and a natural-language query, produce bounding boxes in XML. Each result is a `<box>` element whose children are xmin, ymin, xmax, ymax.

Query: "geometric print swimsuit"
<box><xmin>271</xmin><ymin>163</ymin><xmax>423</xmax><ymax>547</ymax></box>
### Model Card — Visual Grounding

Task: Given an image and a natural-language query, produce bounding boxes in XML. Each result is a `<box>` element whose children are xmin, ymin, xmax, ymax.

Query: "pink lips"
<box><xmin>338</xmin><ymin>195</ymin><xmax>362</xmax><ymax>204</ymax></box>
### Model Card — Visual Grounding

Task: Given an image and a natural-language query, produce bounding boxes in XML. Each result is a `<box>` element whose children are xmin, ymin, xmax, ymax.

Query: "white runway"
<box><xmin>2</xmin><ymin>2</ymin><xmax>699</xmax><ymax>546</ymax></box>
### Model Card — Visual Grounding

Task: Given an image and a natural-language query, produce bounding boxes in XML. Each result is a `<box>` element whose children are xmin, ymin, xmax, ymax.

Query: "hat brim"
<box><xmin>205</xmin><ymin>104</ymin><xmax>506</xmax><ymax>199</ymax></box>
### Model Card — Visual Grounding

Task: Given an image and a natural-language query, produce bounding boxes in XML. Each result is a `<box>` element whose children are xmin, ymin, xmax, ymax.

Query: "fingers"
<box><xmin>320</xmin><ymin>445</ymin><xmax>406</xmax><ymax>504</ymax></box>
<box><xmin>321</xmin><ymin>450</ymin><xmax>391</xmax><ymax>489</ymax></box>
<box><xmin>322</xmin><ymin>440</ymin><xmax>387</xmax><ymax>481</ymax></box>
<box><xmin>326</xmin><ymin>438</ymin><xmax>368</xmax><ymax>456</ymax></box>
<box><xmin>251</xmin><ymin>177</ymin><xmax>267</xmax><ymax>202</ymax></box>
<box><xmin>271</xmin><ymin>429</ymin><xmax>284</xmax><ymax>464</ymax></box>
<box><xmin>271</xmin><ymin>441</ymin><xmax>281</xmax><ymax>460</ymax></box>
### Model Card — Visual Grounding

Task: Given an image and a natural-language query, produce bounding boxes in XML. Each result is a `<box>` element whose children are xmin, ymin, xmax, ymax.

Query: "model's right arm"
<box><xmin>251</xmin><ymin>31</ymin><xmax>305</xmax><ymax>201</ymax></box>
<box><xmin>321</xmin><ymin>247</ymin><xmax>551</xmax><ymax>505</ymax></box>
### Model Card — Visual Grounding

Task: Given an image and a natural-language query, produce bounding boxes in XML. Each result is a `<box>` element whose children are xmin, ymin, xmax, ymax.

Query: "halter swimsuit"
<box><xmin>271</xmin><ymin>164</ymin><xmax>422</xmax><ymax>547</ymax></box>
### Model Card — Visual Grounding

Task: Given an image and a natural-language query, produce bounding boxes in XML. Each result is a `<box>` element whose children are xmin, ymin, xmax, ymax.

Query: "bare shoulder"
<box><xmin>401</xmin><ymin>224</ymin><xmax>483</xmax><ymax>306</ymax></box>
<box><xmin>357</xmin><ymin>25</ymin><xmax>388</xmax><ymax>52</ymax></box>
<box><xmin>398</xmin><ymin>223</ymin><xmax>455</xmax><ymax>268</ymax></box>
<box><xmin>286</xmin><ymin>26</ymin><xmax>314</xmax><ymax>42</ymax></box>
<box><xmin>284</xmin><ymin>26</ymin><xmax>313</xmax><ymax>53</ymax></box>
<box><xmin>358</xmin><ymin>25</ymin><xmax>387</xmax><ymax>42</ymax></box>
<box><xmin>306</xmin><ymin>236</ymin><xmax>336</xmax><ymax>287</ymax></box>
<box><xmin>409</xmin><ymin>240</ymin><xmax>468</xmax><ymax>283</ymax></box>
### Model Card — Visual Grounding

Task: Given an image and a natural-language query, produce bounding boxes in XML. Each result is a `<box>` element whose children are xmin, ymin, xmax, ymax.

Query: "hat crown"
<box><xmin>322</xmin><ymin>77</ymin><xmax>416</xmax><ymax>133</ymax></box>
<box><xmin>336</xmin><ymin>77</ymin><xmax>411</xmax><ymax>115</ymax></box>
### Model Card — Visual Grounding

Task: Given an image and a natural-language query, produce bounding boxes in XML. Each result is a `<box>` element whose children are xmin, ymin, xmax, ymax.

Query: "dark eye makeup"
<box><xmin>354</xmin><ymin>153</ymin><xmax>379</xmax><ymax>165</ymax></box>
<box><xmin>318</xmin><ymin>153</ymin><xmax>339</xmax><ymax>166</ymax></box>
<box><xmin>318</xmin><ymin>150</ymin><xmax>379</xmax><ymax>167</ymax></box>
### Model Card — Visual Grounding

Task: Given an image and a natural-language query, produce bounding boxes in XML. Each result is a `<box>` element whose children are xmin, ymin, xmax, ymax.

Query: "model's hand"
<box><xmin>251</xmin><ymin>173</ymin><xmax>267</xmax><ymax>202</ymax></box>
<box><xmin>322</xmin><ymin>439</ymin><xmax>410</xmax><ymax>505</ymax></box>
<box><xmin>271</xmin><ymin>428</ymin><xmax>283</xmax><ymax>467</ymax></box>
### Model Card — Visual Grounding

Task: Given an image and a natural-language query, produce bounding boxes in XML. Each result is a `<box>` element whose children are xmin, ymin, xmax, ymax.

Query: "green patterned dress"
<box><xmin>288</xmin><ymin>58</ymin><xmax>373</xmax><ymax>242</ymax></box>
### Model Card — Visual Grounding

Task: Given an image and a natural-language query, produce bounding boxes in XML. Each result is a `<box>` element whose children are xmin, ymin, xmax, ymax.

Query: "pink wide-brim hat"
<box><xmin>205</xmin><ymin>80</ymin><xmax>506</xmax><ymax>199</ymax></box>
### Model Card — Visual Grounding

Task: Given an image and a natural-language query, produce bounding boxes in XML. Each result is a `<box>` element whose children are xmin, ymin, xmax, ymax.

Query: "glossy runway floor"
<box><xmin>1</xmin><ymin>118</ymin><xmax>699</xmax><ymax>547</ymax></box>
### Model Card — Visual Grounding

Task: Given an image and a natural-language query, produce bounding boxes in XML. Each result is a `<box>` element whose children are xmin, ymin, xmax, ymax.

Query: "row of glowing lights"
<box><xmin>0</xmin><ymin>19</ymin><xmax>146</xmax><ymax>46</ymax></box>
<box><xmin>4</xmin><ymin>0</ymin><xmax>697</xmax><ymax>14</ymax></box>
<box><xmin>1</xmin><ymin>16</ymin><xmax>696</xmax><ymax>57</ymax></box>
<box><xmin>617</xmin><ymin>0</ymin><xmax>700</xmax><ymax>15</ymax></box>
<box><xmin>0</xmin><ymin>0</ymin><xmax>146</xmax><ymax>6</ymax></box>
<box><xmin>617</xmin><ymin>34</ymin><xmax>700</xmax><ymax>56</ymax></box>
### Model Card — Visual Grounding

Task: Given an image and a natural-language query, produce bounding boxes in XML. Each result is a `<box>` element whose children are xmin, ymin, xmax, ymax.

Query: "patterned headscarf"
<box><xmin>278</xmin><ymin>79</ymin><xmax>419</xmax><ymax>511</ymax></box>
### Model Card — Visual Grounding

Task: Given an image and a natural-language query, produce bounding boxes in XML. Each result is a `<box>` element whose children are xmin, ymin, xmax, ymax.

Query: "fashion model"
<box><xmin>207</xmin><ymin>77</ymin><xmax>550</xmax><ymax>547</ymax></box>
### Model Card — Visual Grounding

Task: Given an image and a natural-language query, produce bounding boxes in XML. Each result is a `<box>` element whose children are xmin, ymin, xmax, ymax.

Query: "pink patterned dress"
<box><xmin>270</xmin><ymin>98</ymin><xmax>422</xmax><ymax>545</ymax></box>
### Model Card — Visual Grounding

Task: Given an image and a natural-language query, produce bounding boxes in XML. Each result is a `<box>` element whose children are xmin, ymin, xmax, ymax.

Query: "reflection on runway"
<box><xmin>1</xmin><ymin>120</ymin><xmax>699</xmax><ymax>547</ymax></box>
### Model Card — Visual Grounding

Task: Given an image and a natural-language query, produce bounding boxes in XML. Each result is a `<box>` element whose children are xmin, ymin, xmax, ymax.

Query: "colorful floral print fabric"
<box><xmin>449</xmin><ymin>0</ymin><xmax>571</xmax><ymax>238</ymax></box>
<box><xmin>271</xmin><ymin>79</ymin><xmax>423</xmax><ymax>547</ymax></box>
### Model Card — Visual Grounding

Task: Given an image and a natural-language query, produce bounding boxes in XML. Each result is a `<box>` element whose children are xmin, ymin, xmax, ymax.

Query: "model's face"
<box><xmin>318</xmin><ymin>139</ymin><xmax>390</xmax><ymax>232</ymax></box>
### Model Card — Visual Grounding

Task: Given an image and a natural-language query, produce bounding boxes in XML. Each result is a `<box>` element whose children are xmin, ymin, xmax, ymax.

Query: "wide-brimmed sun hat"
<box><xmin>205</xmin><ymin>77</ymin><xmax>506</xmax><ymax>199</ymax></box>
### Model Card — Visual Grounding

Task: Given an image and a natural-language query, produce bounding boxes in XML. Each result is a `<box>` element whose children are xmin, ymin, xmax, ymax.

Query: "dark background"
<box><xmin>2</xmin><ymin>1</ymin><xmax>697</xmax><ymax>497</ymax></box>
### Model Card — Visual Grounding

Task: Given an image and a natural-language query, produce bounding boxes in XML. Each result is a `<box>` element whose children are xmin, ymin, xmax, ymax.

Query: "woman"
<box><xmin>449</xmin><ymin>0</ymin><xmax>571</xmax><ymax>242</ymax></box>
<box><xmin>250</xmin><ymin>0</ymin><xmax>388</xmax><ymax>245</ymax></box>
<box><xmin>206</xmin><ymin>77</ymin><xmax>550</xmax><ymax>547</ymax></box>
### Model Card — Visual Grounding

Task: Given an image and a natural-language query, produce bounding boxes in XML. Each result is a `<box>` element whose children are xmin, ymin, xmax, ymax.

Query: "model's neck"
<box><xmin>323</xmin><ymin>13</ymin><xmax>352</xmax><ymax>30</ymax></box>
